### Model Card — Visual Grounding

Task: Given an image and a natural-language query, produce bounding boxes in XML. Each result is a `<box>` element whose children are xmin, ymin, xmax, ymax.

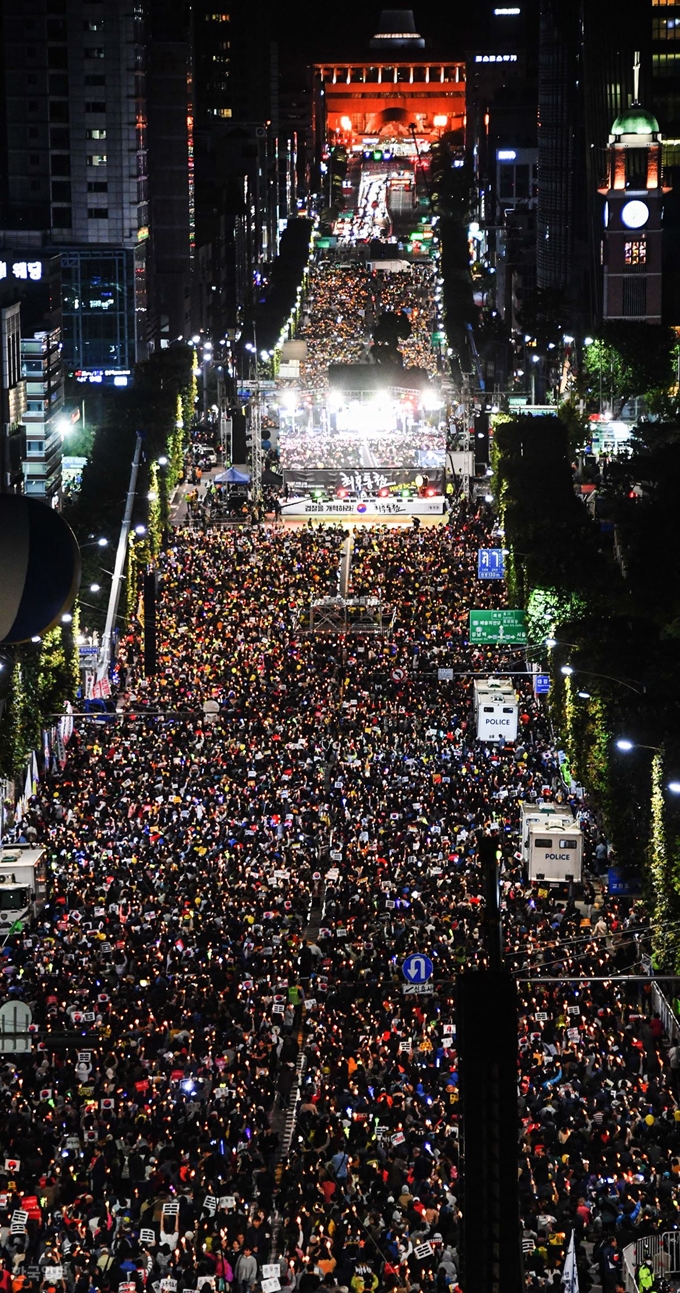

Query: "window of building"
<box><xmin>49</xmin><ymin>101</ymin><xmax>69</xmax><ymax>122</ymax></box>
<box><xmin>51</xmin><ymin>180</ymin><xmax>71</xmax><ymax>202</ymax></box>
<box><xmin>50</xmin><ymin>127</ymin><xmax>70</xmax><ymax>148</ymax></box>
<box><xmin>51</xmin><ymin>155</ymin><xmax>71</xmax><ymax>175</ymax></box>
<box><xmin>48</xmin><ymin>47</ymin><xmax>68</xmax><ymax>68</ymax></box>
<box><xmin>27</xmin><ymin>441</ymin><xmax>45</xmax><ymax>454</ymax></box>
<box><xmin>30</xmin><ymin>180</ymin><xmax>40</xmax><ymax>192</ymax></box>
<box><xmin>86</xmin><ymin>129</ymin><xmax>106</xmax><ymax>139</ymax></box>
<box><xmin>88</xmin><ymin>208</ymin><xmax>108</xmax><ymax>218</ymax></box>
<box><xmin>625</xmin><ymin>148</ymin><xmax>648</xmax><ymax>187</ymax></box>
<box><xmin>622</xmin><ymin>275</ymin><xmax>647</xmax><ymax>315</ymax></box>
<box><xmin>29</xmin><ymin>154</ymin><xmax>40</xmax><ymax>166</ymax></box>
<box><xmin>625</xmin><ymin>239</ymin><xmax>647</xmax><ymax>264</ymax></box>
<box><xmin>85</xmin><ymin>102</ymin><xmax>106</xmax><ymax>113</ymax></box>
<box><xmin>85</xmin><ymin>74</ymin><xmax>106</xmax><ymax>86</ymax></box>
<box><xmin>83</xmin><ymin>19</ymin><xmax>103</xmax><ymax>28</ymax></box>
<box><xmin>653</xmin><ymin>53</ymin><xmax>680</xmax><ymax>76</ymax></box>
<box><xmin>653</xmin><ymin>15</ymin><xmax>680</xmax><ymax>36</ymax></box>
<box><xmin>87</xmin><ymin>181</ymin><xmax>107</xmax><ymax>192</ymax></box>
<box><xmin>49</xmin><ymin>74</ymin><xmax>69</xmax><ymax>95</ymax></box>
<box><xmin>28</xmin><ymin>128</ymin><xmax>39</xmax><ymax>139</ymax></box>
<box><xmin>87</xmin><ymin>154</ymin><xmax>107</xmax><ymax>166</ymax></box>
<box><xmin>84</xmin><ymin>47</ymin><xmax>105</xmax><ymax>58</ymax></box>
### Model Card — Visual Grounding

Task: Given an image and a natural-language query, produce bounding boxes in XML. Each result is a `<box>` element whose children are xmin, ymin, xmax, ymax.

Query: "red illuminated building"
<box><xmin>314</xmin><ymin>9</ymin><xmax>464</xmax><ymax>154</ymax></box>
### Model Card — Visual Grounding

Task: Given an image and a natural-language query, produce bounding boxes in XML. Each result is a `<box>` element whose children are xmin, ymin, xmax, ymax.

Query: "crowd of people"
<box><xmin>0</xmin><ymin>502</ymin><xmax>676</xmax><ymax>1293</ymax></box>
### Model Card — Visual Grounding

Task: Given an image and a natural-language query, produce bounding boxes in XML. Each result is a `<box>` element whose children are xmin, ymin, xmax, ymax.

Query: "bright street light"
<box><xmin>545</xmin><ymin>637</ymin><xmax>558</xmax><ymax>648</ymax></box>
<box><xmin>98</xmin><ymin>537</ymin><xmax>108</xmax><ymax>548</ymax></box>
<box><xmin>90</xmin><ymin>583</ymin><xmax>101</xmax><ymax>593</ymax></box>
<box><xmin>157</xmin><ymin>456</ymin><xmax>168</xmax><ymax>466</ymax></box>
<box><xmin>577</xmin><ymin>691</ymin><xmax>591</xmax><ymax>699</ymax></box>
<box><xmin>668</xmin><ymin>782</ymin><xmax>680</xmax><ymax>794</ymax></box>
<box><xmin>616</xmin><ymin>739</ymin><xmax>661</xmax><ymax>753</ymax></box>
<box><xmin>135</xmin><ymin>524</ymin><xmax>147</xmax><ymax>536</ymax></box>
<box><xmin>61</xmin><ymin>613</ymin><xmax>72</xmax><ymax>624</ymax></box>
<box><xmin>560</xmin><ymin>665</ymin><xmax>574</xmax><ymax>676</ymax></box>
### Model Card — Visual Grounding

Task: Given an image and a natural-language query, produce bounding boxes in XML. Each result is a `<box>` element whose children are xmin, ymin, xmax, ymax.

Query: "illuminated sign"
<box><xmin>74</xmin><ymin>368</ymin><xmax>132</xmax><ymax>386</ymax></box>
<box><xmin>494</xmin><ymin>6</ymin><xmax>521</xmax><ymax>12</ymax></box>
<box><xmin>497</xmin><ymin>149</ymin><xmax>517</xmax><ymax>160</ymax></box>
<box><xmin>0</xmin><ymin>261</ymin><xmax>43</xmax><ymax>281</ymax></box>
<box><xmin>474</xmin><ymin>53</ymin><xmax>518</xmax><ymax>62</ymax></box>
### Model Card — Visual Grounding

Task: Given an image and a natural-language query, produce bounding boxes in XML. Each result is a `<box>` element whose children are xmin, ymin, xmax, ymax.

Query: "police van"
<box><xmin>519</xmin><ymin>803</ymin><xmax>583</xmax><ymax>884</ymax></box>
<box><xmin>472</xmin><ymin>678</ymin><xmax>519</xmax><ymax>743</ymax></box>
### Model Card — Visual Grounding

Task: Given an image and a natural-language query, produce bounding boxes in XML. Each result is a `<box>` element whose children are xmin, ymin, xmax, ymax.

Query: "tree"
<box><xmin>582</xmin><ymin>322</ymin><xmax>676</xmax><ymax>414</ymax></box>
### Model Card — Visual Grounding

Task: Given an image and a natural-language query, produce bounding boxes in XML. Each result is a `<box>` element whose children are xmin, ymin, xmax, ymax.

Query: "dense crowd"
<box><xmin>296</xmin><ymin>264</ymin><xmax>437</xmax><ymax>395</ymax></box>
<box><xmin>0</xmin><ymin>505</ymin><xmax>675</xmax><ymax>1293</ymax></box>
<box><xmin>279</xmin><ymin>429</ymin><xmax>445</xmax><ymax>473</ymax></box>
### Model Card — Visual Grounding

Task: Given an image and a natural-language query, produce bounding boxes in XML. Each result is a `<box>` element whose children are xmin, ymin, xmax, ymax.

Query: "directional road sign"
<box><xmin>403</xmin><ymin>983</ymin><xmax>434</xmax><ymax>996</ymax></box>
<box><xmin>477</xmin><ymin>549</ymin><xmax>505</xmax><ymax>581</ymax></box>
<box><xmin>534</xmin><ymin>673</ymin><xmax>550</xmax><ymax>696</ymax></box>
<box><xmin>402</xmin><ymin>953</ymin><xmax>433</xmax><ymax>983</ymax></box>
<box><xmin>469</xmin><ymin>609</ymin><xmax>528</xmax><ymax>645</ymax></box>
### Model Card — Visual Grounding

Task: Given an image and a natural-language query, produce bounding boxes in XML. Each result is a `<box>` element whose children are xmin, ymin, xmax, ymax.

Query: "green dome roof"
<box><xmin>611</xmin><ymin>104</ymin><xmax>660</xmax><ymax>136</ymax></box>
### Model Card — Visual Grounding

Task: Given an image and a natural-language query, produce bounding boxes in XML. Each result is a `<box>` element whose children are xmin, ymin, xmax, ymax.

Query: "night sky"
<box><xmin>267</xmin><ymin>3</ymin><xmax>488</xmax><ymax>63</ymax></box>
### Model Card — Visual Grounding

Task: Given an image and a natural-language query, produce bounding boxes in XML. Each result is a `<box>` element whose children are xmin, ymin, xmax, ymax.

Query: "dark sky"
<box><xmin>268</xmin><ymin>3</ymin><xmax>489</xmax><ymax>63</ymax></box>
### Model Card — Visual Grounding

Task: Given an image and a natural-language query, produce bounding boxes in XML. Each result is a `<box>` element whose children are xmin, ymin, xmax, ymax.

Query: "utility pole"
<box><xmin>96</xmin><ymin>432</ymin><xmax>142</xmax><ymax>683</ymax></box>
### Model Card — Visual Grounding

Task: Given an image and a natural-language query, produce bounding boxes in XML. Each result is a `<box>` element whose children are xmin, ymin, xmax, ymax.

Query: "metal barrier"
<box><xmin>636</xmin><ymin>1230</ymin><xmax>680</xmax><ymax>1281</ymax></box>
<box><xmin>650</xmin><ymin>979</ymin><xmax>680</xmax><ymax>1045</ymax></box>
<box><xmin>623</xmin><ymin>1242</ymin><xmax>639</xmax><ymax>1293</ymax></box>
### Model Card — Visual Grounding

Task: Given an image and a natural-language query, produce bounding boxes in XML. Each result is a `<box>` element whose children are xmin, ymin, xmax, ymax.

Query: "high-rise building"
<box><xmin>0</xmin><ymin>0</ymin><xmax>192</xmax><ymax>372</ymax></box>
<box><xmin>191</xmin><ymin>1</ymin><xmax>301</xmax><ymax>343</ymax></box>
<box><xmin>0</xmin><ymin>253</ymin><xmax>64</xmax><ymax>503</ymax></box>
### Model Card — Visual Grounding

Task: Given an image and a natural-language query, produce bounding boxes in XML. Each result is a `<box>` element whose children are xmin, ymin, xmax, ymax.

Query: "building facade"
<box><xmin>599</xmin><ymin>103</ymin><xmax>666</xmax><ymax>322</ymax></box>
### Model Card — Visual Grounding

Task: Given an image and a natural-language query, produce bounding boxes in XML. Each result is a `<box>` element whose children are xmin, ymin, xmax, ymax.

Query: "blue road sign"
<box><xmin>534</xmin><ymin>673</ymin><xmax>551</xmax><ymax>695</ymax></box>
<box><xmin>402</xmin><ymin>953</ymin><xmax>434</xmax><ymax>983</ymax></box>
<box><xmin>477</xmin><ymin>549</ymin><xmax>505</xmax><ymax>581</ymax></box>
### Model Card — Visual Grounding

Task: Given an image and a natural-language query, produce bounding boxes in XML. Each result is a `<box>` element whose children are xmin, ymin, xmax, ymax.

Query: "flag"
<box><xmin>561</xmin><ymin>1231</ymin><xmax>579</xmax><ymax>1293</ymax></box>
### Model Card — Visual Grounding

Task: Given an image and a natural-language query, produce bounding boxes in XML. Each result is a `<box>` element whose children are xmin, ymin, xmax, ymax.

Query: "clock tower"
<box><xmin>599</xmin><ymin>92</ymin><xmax>668</xmax><ymax>324</ymax></box>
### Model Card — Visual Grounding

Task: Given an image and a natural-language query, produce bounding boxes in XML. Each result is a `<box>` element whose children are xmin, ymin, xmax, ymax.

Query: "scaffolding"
<box><xmin>299</xmin><ymin>596</ymin><xmax>395</xmax><ymax>636</ymax></box>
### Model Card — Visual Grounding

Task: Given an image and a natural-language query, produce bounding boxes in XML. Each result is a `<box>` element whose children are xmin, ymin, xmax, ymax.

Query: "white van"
<box><xmin>473</xmin><ymin>678</ymin><xmax>519</xmax><ymax>743</ymax></box>
<box><xmin>0</xmin><ymin>846</ymin><xmax>47</xmax><ymax>928</ymax></box>
<box><xmin>523</xmin><ymin>815</ymin><xmax>583</xmax><ymax>885</ymax></box>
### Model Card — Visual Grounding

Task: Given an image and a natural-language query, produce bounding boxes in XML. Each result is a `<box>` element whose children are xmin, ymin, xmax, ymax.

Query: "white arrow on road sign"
<box><xmin>401</xmin><ymin>953</ymin><xmax>434</xmax><ymax>983</ymax></box>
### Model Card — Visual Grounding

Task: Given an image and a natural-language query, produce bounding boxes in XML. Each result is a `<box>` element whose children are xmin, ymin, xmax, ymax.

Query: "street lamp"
<box><xmin>560</xmin><ymin>665</ymin><xmax>574</xmax><ymax>677</ymax></box>
<box><xmin>616</xmin><ymin>739</ymin><xmax>661</xmax><ymax>753</ymax></box>
<box><xmin>81</xmin><ymin>537</ymin><xmax>108</xmax><ymax>549</ymax></box>
<box><xmin>90</xmin><ymin>583</ymin><xmax>101</xmax><ymax>593</ymax></box>
<box><xmin>668</xmin><ymin>782</ymin><xmax>680</xmax><ymax>795</ymax></box>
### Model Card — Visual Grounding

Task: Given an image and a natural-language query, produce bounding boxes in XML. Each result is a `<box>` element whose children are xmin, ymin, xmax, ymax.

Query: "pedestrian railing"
<box><xmin>650</xmin><ymin>979</ymin><xmax>680</xmax><ymax>1045</ymax></box>
<box><xmin>623</xmin><ymin>1242</ymin><xmax>639</xmax><ymax>1293</ymax></box>
<box><xmin>635</xmin><ymin>1230</ymin><xmax>680</xmax><ymax>1281</ymax></box>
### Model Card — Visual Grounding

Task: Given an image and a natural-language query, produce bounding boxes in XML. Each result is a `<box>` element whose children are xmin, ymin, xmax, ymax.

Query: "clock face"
<box><xmin>621</xmin><ymin>199</ymin><xmax>649</xmax><ymax>229</ymax></box>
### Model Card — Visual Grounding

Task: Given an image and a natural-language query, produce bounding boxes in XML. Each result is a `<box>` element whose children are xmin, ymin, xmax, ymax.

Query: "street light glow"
<box><xmin>560</xmin><ymin>664</ymin><xmax>574</xmax><ymax>676</ymax></box>
<box><xmin>668</xmin><ymin>782</ymin><xmax>680</xmax><ymax>794</ymax></box>
<box><xmin>616</xmin><ymin>739</ymin><xmax>634</xmax><ymax>751</ymax></box>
